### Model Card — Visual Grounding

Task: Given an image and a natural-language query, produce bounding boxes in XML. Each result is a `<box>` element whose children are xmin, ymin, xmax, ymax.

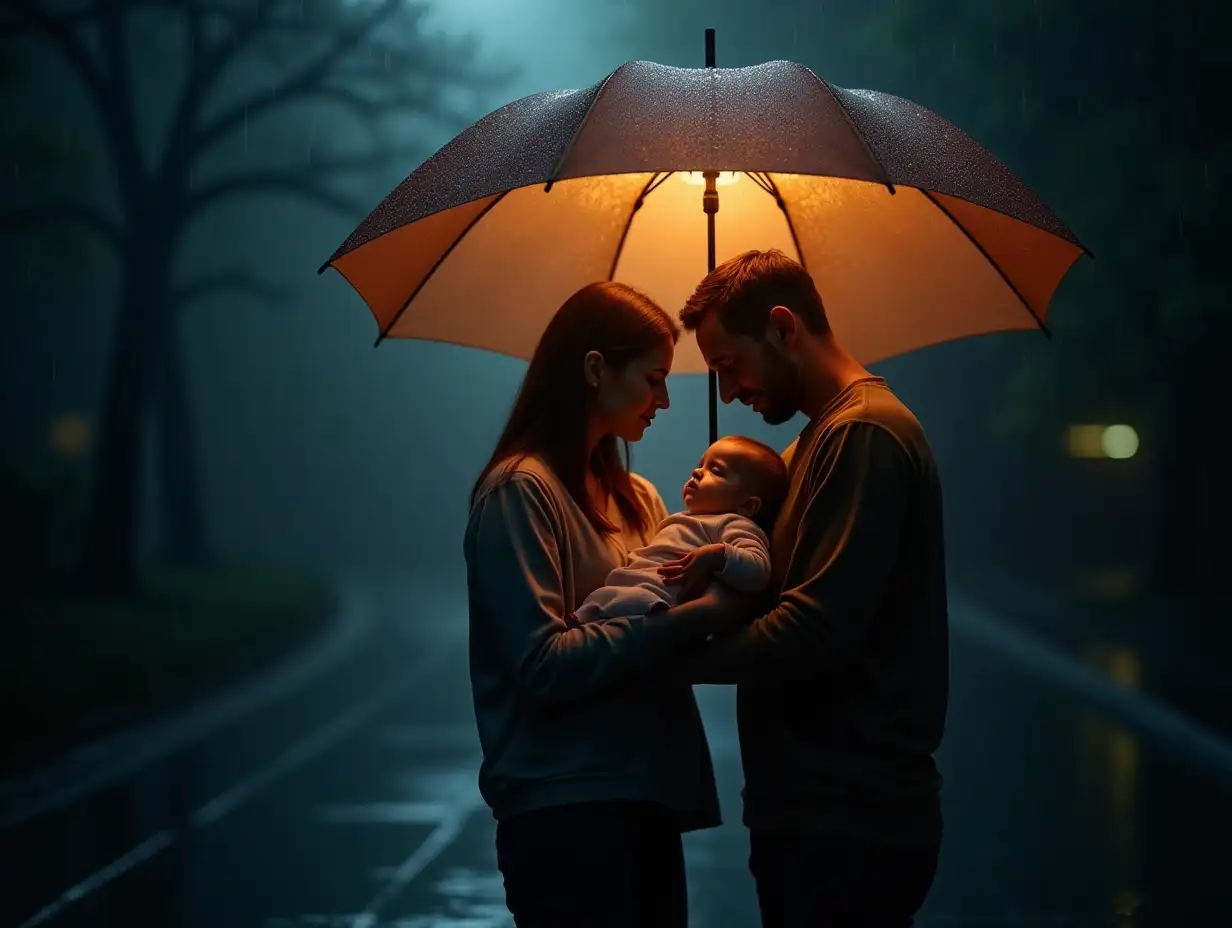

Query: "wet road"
<box><xmin>3</xmin><ymin>577</ymin><xmax>1231</xmax><ymax>927</ymax></box>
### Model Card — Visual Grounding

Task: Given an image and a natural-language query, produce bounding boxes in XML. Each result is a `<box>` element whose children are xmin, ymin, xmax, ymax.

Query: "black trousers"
<box><xmin>749</xmin><ymin>829</ymin><xmax>941</xmax><ymax>927</ymax></box>
<box><xmin>495</xmin><ymin>800</ymin><xmax>688</xmax><ymax>928</ymax></box>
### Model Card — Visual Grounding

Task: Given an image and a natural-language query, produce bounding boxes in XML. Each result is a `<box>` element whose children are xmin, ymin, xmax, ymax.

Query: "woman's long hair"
<box><xmin>471</xmin><ymin>282</ymin><xmax>679</xmax><ymax>535</ymax></box>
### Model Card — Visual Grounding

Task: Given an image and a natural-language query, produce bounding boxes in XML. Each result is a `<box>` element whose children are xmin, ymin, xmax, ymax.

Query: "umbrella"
<box><xmin>320</xmin><ymin>29</ymin><xmax>1091</xmax><ymax>443</ymax></box>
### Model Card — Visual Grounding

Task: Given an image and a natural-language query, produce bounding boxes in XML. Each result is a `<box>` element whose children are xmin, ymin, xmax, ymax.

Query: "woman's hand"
<box><xmin>658</xmin><ymin>543</ymin><xmax>726</xmax><ymax>604</ymax></box>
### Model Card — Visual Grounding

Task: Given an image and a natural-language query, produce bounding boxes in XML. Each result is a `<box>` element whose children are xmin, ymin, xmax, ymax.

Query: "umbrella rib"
<box><xmin>761</xmin><ymin>174</ymin><xmax>808</xmax><ymax>272</ymax></box>
<box><xmin>919</xmin><ymin>189</ymin><xmax>1052</xmax><ymax>338</ymax></box>
<box><xmin>544</xmin><ymin>65</ymin><xmax>629</xmax><ymax>193</ymax></box>
<box><xmin>803</xmin><ymin>66</ymin><xmax>896</xmax><ymax>196</ymax></box>
<box><xmin>607</xmin><ymin>172</ymin><xmax>673</xmax><ymax>280</ymax></box>
<box><xmin>373</xmin><ymin>191</ymin><xmax>509</xmax><ymax>347</ymax></box>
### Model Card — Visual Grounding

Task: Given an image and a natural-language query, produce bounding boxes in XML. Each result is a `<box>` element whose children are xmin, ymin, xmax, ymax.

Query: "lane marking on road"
<box><xmin>16</xmin><ymin>620</ymin><xmax>467</xmax><ymax>928</ymax></box>
<box><xmin>17</xmin><ymin>830</ymin><xmax>177</xmax><ymax>927</ymax></box>
<box><xmin>349</xmin><ymin>801</ymin><xmax>484</xmax><ymax>928</ymax></box>
<box><xmin>1</xmin><ymin>582</ymin><xmax>373</xmax><ymax>831</ymax></box>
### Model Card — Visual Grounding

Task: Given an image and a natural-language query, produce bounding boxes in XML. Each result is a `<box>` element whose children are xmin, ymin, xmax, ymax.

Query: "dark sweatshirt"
<box><xmin>682</xmin><ymin>377</ymin><xmax>949</xmax><ymax>847</ymax></box>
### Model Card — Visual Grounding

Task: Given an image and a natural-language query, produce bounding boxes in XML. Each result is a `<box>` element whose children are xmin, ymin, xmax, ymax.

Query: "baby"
<box><xmin>567</xmin><ymin>435</ymin><xmax>788</xmax><ymax>627</ymax></box>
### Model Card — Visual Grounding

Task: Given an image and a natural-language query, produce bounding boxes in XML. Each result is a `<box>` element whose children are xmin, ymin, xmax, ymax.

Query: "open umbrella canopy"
<box><xmin>321</xmin><ymin>58</ymin><xmax>1090</xmax><ymax>374</ymax></box>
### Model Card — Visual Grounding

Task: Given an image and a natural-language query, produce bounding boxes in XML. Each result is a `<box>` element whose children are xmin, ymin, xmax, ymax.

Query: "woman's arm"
<box><xmin>715</xmin><ymin>520</ymin><xmax>772</xmax><ymax>592</ymax></box>
<box><xmin>466</xmin><ymin>473</ymin><xmax>733</xmax><ymax>705</ymax></box>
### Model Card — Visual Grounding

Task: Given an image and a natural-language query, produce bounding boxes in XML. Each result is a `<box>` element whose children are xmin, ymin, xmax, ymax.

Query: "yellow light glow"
<box><xmin>1065</xmin><ymin>424</ymin><xmax>1104</xmax><ymax>458</ymax></box>
<box><xmin>1065</xmin><ymin>423</ymin><xmax>1139</xmax><ymax>460</ymax></box>
<box><xmin>1101</xmin><ymin>424</ymin><xmax>1139</xmax><ymax>460</ymax></box>
<box><xmin>50</xmin><ymin>414</ymin><xmax>90</xmax><ymax>457</ymax></box>
<box><xmin>679</xmin><ymin>171</ymin><xmax>741</xmax><ymax>186</ymax></box>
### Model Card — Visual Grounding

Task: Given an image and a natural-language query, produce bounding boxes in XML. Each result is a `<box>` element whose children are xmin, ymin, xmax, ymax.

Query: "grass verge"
<box><xmin>0</xmin><ymin>563</ymin><xmax>335</xmax><ymax>773</ymax></box>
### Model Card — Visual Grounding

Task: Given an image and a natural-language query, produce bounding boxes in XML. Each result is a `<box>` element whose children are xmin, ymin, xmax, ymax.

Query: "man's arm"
<box><xmin>672</xmin><ymin>422</ymin><xmax>912</xmax><ymax>685</ymax></box>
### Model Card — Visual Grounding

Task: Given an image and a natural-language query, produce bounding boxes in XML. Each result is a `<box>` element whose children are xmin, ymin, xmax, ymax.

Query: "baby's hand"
<box><xmin>658</xmin><ymin>543</ymin><xmax>726</xmax><ymax>604</ymax></box>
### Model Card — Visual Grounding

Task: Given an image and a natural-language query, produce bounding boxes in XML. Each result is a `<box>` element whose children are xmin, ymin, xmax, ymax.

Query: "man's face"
<box><xmin>694</xmin><ymin>310</ymin><xmax>801</xmax><ymax>425</ymax></box>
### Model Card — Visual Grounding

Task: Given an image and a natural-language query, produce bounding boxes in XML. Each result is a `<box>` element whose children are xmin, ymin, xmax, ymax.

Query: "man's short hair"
<box><xmin>679</xmin><ymin>249</ymin><xmax>831</xmax><ymax>337</ymax></box>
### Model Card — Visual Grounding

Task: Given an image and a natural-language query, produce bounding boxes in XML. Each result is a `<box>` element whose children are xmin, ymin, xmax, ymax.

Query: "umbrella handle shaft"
<box><xmin>707</xmin><ymin>204</ymin><xmax>718</xmax><ymax>445</ymax></box>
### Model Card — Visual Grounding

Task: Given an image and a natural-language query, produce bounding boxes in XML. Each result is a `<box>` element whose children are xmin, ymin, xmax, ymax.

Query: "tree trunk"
<box><xmin>152</xmin><ymin>318</ymin><xmax>211</xmax><ymax>568</ymax></box>
<box><xmin>73</xmin><ymin>282</ymin><xmax>155</xmax><ymax>595</ymax></box>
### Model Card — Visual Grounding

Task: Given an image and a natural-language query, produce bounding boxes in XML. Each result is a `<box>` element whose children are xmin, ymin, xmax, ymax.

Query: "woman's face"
<box><xmin>587</xmin><ymin>340</ymin><xmax>674</xmax><ymax>443</ymax></box>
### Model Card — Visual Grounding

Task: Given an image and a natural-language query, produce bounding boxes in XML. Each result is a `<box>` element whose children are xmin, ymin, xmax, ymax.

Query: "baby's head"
<box><xmin>681</xmin><ymin>436</ymin><xmax>788</xmax><ymax>529</ymax></box>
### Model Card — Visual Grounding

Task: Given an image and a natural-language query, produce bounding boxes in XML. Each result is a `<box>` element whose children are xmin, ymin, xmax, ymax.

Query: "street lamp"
<box><xmin>50</xmin><ymin>414</ymin><xmax>90</xmax><ymax>458</ymax></box>
<box><xmin>1065</xmin><ymin>423</ymin><xmax>1139</xmax><ymax>460</ymax></box>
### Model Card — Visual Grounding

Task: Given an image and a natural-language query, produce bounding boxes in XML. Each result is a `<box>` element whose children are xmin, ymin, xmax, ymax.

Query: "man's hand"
<box><xmin>659</xmin><ymin>543</ymin><xmax>726</xmax><ymax>604</ymax></box>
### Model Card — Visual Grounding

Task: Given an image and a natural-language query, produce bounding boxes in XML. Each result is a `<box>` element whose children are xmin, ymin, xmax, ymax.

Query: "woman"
<box><xmin>464</xmin><ymin>281</ymin><xmax>734</xmax><ymax>927</ymax></box>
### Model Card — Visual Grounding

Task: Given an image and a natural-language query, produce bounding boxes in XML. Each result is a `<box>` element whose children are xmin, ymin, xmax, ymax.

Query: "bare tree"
<box><xmin>1</xmin><ymin>0</ymin><xmax>507</xmax><ymax>592</ymax></box>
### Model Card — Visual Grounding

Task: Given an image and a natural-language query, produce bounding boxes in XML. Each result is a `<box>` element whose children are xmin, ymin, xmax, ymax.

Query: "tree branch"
<box><xmin>304</xmin><ymin>145</ymin><xmax>410</xmax><ymax>175</ymax></box>
<box><xmin>6</xmin><ymin>0</ymin><xmax>108</xmax><ymax>112</ymax></box>
<box><xmin>296</xmin><ymin>81</ymin><xmax>474</xmax><ymax>131</ymax></box>
<box><xmin>192</xmin><ymin>0</ymin><xmax>406</xmax><ymax>156</ymax></box>
<box><xmin>172</xmin><ymin>268</ymin><xmax>291</xmax><ymax>311</ymax></box>
<box><xmin>187</xmin><ymin>169</ymin><xmax>364</xmax><ymax>220</ymax></box>
<box><xmin>1</xmin><ymin>0</ymin><xmax>99</xmax><ymax>41</ymax></box>
<box><xmin>159</xmin><ymin>0</ymin><xmax>282</xmax><ymax>183</ymax></box>
<box><xmin>95</xmin><ymin>0</ymin><xmax>148</xmax><ymax>200</ymax></box>
<box><xmin>1</xmin><ymin>199</ymin><xmax>122</xmax><ymax>251</ymax></box>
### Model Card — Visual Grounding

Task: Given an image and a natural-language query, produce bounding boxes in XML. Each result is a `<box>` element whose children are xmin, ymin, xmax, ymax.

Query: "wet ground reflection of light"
<box><xmin>1077</xmin><ymin>643</ymin><xmax>1144</xmax><ymax>922</ymax></box>
<box><xmin>264</xmin><ymin>867</ymin><xmax>512</xmax><ymax>926</ymax></box>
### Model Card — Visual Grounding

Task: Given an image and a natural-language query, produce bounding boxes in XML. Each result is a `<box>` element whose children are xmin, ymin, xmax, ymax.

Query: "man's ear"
<box><xmin>765</xmin><ymin>305</ymin><xmax>797</xmax><ymax>348</ymax></box>
<box><xmin>583</xmin><ymin>350</ymin><xmax>605</xmax><ymax>388</ymax></box>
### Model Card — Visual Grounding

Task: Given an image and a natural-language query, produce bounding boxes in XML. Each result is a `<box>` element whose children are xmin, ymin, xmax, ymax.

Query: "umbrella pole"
<box><xmin>704</xmin><ymin>27</ymin><xmax>719</xmax><ymax>446</ymax></box>
<box><xmin>705</xmin><ymin>173</ymin><xmax>718</xmax><ymax>445</ymax></box>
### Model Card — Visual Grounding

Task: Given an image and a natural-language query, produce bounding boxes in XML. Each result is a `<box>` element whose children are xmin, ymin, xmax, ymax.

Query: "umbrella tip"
<box><xmin>705</xmin><ymin>28</ymin><xmax>715</xmax><ymax>68</ymax></box>
<box><xmin>316</xmin><ymin>260</ymin><xmax>330</xmax><ymax>275</ymax></box>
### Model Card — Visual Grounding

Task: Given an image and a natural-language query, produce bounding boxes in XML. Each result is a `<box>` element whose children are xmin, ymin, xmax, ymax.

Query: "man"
<box><xmin>675</xmin><ymin>249</ymin><xmax>949</xmax><ymax>927</ymax></box>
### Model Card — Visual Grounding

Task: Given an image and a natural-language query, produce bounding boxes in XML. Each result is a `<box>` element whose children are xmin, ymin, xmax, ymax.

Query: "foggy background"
<box><xmin>7</xmin><ymin>0</ymin><xmax>1217</xmax><ymax>592</ymax></box>
<box><xmin>3</xmin><ymin>0</ymin><xmax>1229</xmax><ymax>925</ymax></box>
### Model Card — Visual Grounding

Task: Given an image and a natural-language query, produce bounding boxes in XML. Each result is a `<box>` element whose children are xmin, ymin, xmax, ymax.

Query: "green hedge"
<box><xmin>1</xmin><ymin>564</ymin><xmax>335</xmax><ymax>769</ymax></box>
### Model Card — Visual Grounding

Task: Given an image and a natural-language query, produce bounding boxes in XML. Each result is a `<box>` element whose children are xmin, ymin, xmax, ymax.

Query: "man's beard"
<box><xmin>757</xmin><ymin>350</ymin><xmax>801</xmax><ymax>425</ymax></box>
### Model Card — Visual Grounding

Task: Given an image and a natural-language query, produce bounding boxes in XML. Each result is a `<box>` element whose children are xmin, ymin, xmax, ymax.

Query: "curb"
<box><xmin>950</xmin><ymin>593</ymin><xmax>1232</xmax><ymax>788</ymax></box>
<box><xmin>0</xmin><ymin>576</ymin><xmax>373</xmax><ymax>831</ymax></box>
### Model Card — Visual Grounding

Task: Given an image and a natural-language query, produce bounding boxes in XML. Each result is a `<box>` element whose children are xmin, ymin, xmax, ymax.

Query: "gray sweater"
<box><xmin>463</xmin><ymin>454</ymin><xmax>722</xmax><ymax>832</ymax></box>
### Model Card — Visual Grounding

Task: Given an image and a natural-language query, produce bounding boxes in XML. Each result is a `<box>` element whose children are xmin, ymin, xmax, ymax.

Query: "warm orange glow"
<box><xmin>331</xmin><ymin>172</ymin><xmax>1083</xmax><ymax>372</ymax></box>
<box><xmin>50</xmin><ymin>414</ymin><xmax>90</xmax><ymax>457</ymax></box>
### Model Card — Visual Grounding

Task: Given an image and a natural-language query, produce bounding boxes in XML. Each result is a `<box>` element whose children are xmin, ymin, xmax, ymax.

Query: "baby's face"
<box><xmin>681</xmin><ymin>438</ymin><xmax>761</xmax><ymax>517</ymax></box>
